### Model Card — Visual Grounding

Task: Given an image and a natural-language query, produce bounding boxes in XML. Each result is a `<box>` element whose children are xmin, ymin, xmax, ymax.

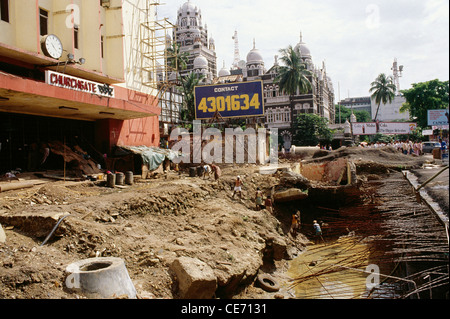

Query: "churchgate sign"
<box><xmin>194</xmin><ymin>81</ymin><xmax>264</xmax><ymax>120</ymax></box>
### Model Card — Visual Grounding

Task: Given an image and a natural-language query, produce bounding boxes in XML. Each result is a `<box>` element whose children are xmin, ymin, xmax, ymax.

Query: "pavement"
<box><xmin>404</xmin><ymin>155</ymin><xmax>449</xmax><ymax>234</ymax></box>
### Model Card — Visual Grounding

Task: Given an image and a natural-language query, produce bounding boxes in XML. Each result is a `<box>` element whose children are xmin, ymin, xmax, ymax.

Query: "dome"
<box><xmin>219</xmin><ymin>67</ymin><xmax>231</xmax><ymax>77</ymax></box>
<box><xmin>180</xmin><ymin>1</ymin><xmax>198</xmax><ymax>15</ymax></box>
<box><xmin>193</xmin><ymin>55</ymin><xmax>208</xmax><ymax>70</ymax></box>
<box><xmin>246</xmin><ymin>39</ymin><xmax>264</xmax><ymax>64</ymax></box>
<box><xmin>295</xmin><ymin>43</ymin><xmax>311</xmax><ymax>57</ymax></box>
<box><xmin>295</xmin><ymin>33</ymin><xmax>311</xmax><ymax>58</ymax></box>
<box><xmin>247</xmin><ymin>48</ymin><xmax>264</xmax><ymax>64</ymax></box>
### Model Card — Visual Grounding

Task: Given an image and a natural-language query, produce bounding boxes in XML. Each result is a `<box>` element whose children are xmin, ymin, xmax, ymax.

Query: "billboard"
<box><xmin>428</xmin><ymin>109</ymin><xmax>449</xmax><ymax>126</ymax></box>
<box><xmin>194</xmin><ymin>81</ymin><xmax>264</xmax><ymax>120</ymax></box>
<box><xmin>352</xmin><ymin>122</ymin><xmax>417</xmax><ymax>135</ymax></box>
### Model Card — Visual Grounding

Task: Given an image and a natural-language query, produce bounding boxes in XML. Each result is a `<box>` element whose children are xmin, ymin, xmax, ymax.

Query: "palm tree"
<box><xmin>275</xmin><ymin>45</ymin><xmax>312</xmax><ymax>100</ymax></box>
<box><xmin>179</xmin><ymin>72</ymin><xmax>205</xmax><ymax>122</ymax></box>
<box><xmin>370</xmin><ymin>73</ymin><xmax>397</xmax><ymax>121</ymax></box>
<box><xmin>166</xmin><ymin>42</ymin><xmax>189</xmax><ymax>73</ymax></box>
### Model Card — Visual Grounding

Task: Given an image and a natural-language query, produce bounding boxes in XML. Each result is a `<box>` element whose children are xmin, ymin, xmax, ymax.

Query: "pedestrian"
<box><xmin>313</xmin><ymin>220</ymin><xmax>324</xmax><ymax>244</ymax></box>
<box><xmin>255</xmin><ymin>187</ymin><xmax>263</xmax><ymax>211</ymax></box>
<box><xmin>232</xmin><ymin>176</ymin><xmax>243</xmax><ymax>199</ymax></box>
<box><xmin>264</xmin><ymin>195</ymin><xmax>273</xmax><ymax>214</ymax></box>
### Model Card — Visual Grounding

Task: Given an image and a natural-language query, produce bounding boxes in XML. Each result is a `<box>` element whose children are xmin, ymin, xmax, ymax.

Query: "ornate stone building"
<box><xmin>261</xmin><ymin>35</ymin><xmax>335</xmax><ymax>149</ymax></box>
<box><xmin>172</xmin><ymin>0</ymin><xmax>217</xmax><ymax>83</ymax></box>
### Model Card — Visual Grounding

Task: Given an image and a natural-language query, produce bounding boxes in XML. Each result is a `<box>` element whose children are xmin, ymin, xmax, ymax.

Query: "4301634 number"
<box><xmin>197</xmin><ymin>94</ymin><xmax>261</xmax><ymax>113</ymax></box>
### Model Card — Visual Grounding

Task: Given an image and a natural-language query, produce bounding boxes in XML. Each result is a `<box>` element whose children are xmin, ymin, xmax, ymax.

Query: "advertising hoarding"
<box><xmin>194</xmin><ymin>81</ymin><xmax>264</xmax><ymax>120</ymax></box>
<box><xmin>352</xmin><ymin>122</ymin><xmax>417</xmax><ymax>135</ymax></box>
<box><xmin>428</xmin><ymin>109</ymin><xmax>449</xmax><ymax>126</ymax></box>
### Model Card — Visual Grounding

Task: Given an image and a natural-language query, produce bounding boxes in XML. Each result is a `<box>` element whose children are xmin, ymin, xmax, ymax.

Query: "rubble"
<box><xmin>0</xmin><ymin>146</ymin><xmax>435</xmax><ymax>299</ymax></box>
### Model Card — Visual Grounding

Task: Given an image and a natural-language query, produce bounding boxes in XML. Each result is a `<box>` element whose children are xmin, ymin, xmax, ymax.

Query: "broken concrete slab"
<box><xmin>170</xmin><ymin>256</ymin><xmax>217</xmax><ymax>299</ymax></box>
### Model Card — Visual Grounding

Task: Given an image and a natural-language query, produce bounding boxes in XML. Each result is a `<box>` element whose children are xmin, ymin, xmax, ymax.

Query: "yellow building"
<box><xmin>0</xmin><ymin>0</ymin><xmax>163</xmax><ymax>172</ymax></box>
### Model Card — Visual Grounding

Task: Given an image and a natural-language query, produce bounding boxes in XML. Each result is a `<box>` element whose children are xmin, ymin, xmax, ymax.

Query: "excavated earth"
<box><xmin>0</xmin><ymin>146</ymin><xmax>429</xmax><ymax>299</ymax></box>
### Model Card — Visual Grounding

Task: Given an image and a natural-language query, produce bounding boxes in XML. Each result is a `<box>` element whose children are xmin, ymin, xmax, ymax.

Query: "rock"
<box><xmin>170</xmin><ymin>256</ymin><xmax>217</xmax><ymax>299</ymax></box>
<box><xmin>0</xmin><ymin>223</ymin><xmax>6</xmax><ymax>243</ymax></box>
<box><xmin>272</xmin><ymin>236</ymin><xmax>287</xmax><ymax>261</ymax></box>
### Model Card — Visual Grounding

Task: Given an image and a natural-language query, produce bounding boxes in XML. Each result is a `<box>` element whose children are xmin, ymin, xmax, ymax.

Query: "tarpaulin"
<box><xmin>120</xmin><ymin>146</ymin><xmax>182</xmax><ymax>171</ymax></box>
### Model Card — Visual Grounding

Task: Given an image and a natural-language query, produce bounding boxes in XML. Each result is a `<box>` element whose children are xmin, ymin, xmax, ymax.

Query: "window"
<box><xmin>1</xmin><ymin>0</ymin><xmax>9</xmax><ymax>22</ymax></box>
<box><xmin>101</xmin><ymin>36</ymin><xmax>104</xmax><ymax>58</ymax></box>
<box><xmin>39</xmin><ymin>8</ymin><xmax>48</xmax><ymax>36</ymax></box>
<box><xmin>74</xmin><ymin>25</ymin><xmax>79</xmax><ymax>49</ymax></box>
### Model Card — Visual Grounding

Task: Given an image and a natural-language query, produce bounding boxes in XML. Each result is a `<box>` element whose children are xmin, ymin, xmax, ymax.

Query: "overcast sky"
<box><xmin>157</xmin><ymin>0</ymin><xmax>449</xmax><ymax>99</ymax></box>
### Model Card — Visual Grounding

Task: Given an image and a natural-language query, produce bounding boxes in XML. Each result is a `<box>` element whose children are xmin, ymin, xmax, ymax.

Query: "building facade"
<box><xmin>172</xmin><ymin>0</ymin><xmax>217</xmax><ymax>83</ymax></box>
<box><xmin>261</xmin><ymin>36</ymin><xmax>335</xmax><ymax>149</ymax></box>
<box><xmin>0</xmin><ymin>0</ymin><xmax>161</xmax><ymax>172</ymax></box>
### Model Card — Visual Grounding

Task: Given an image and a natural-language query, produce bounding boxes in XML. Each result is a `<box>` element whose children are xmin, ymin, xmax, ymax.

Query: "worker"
<box><xmin>202</xmin><ymin>164</ymin><xmax>212</xmax><ymax>179</ymax></box>
<box><xmin>210</xmin><ymin>164</ymin><xmax>221</xmax><ymax>181</ymax></box>
<box><xmin>255</xmin><ymin>187</ymin><xmax>263</xmax><ymax>211</ymax></box>
<box><xmin>313</xmin><ymin>220</ymin><xmax>325</xmax><ymax>244</ymax></box>
<box><xmin>290</xmin><ymin>213</ymin><xmax>300</xmax><ymax>237</ymax></box>
<box><xmin>264</xmin><ymin>195</ymin><xmax>273</xmax><ymax>214</ymax></box>
<box><xmin>232</xmin><ymin>176</ymin><xmax>243</xmax><ymax>199</ymax></box>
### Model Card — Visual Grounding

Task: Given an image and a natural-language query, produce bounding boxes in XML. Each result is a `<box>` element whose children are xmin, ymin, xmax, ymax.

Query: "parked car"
<box><xmin>422</xmin><ymin>141</ymin><xmax>441</xmax><ymax>153</ymax></box>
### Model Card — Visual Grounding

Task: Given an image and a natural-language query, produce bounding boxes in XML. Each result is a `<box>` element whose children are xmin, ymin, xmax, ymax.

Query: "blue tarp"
<box><xmin>122</xmin><ymin>146</ymin><xmax>182</xmax><ymax>171</ymax></box>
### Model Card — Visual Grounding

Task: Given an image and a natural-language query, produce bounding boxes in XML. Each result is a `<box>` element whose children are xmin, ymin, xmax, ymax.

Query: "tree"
<box><xmin>335</xmin><ymin>105</ymin><xmax>371</xmax><ymax>123</ymax></box>
<box><xmin>400</xmin><ymin>79</ymin><xmax>449</xmax><ymax>129</ymax></box>
<box><xmin>179</xmin><ymin>72</ymin><xmax>204</xmax><ymax>123</ymax></box>
<box><xmin>369</xmin><ymin>73</ymin><xmax>397</xmax><ymax>121</ymax></box>
<box><xmin>293</xmin><ymin>114</ymin><xmax>332</xmax><ymax>146</ymax></box>
<box><xmin>166</xmin><ymin>42</ymin><xmax>189</xmax><ymax>73</ymax></box>
<box><xmin>275</xmin><ymin>45</ymin><xmax>312</xmax><ymax>100</ymax></box>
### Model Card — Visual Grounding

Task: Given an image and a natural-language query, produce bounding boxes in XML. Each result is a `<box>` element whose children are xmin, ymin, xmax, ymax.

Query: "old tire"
<box><xmin>257</xmin><ymin>274</ymin><xmax>280</xmax><ymax>292</ymax></box>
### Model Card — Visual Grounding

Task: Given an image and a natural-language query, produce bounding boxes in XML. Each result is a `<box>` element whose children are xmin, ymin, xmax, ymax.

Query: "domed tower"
<box><xmin>174</xmin><ymin>1</ymin><xmax>217</xmax><ymax>80</ymax></box>
<box><xmin>245</xmin><ymin>39</ymin><xmax>265</xmax><ymax>80</ymax></box>
<box><xmin>294</xmin><ymin>33</ymin><xmax>314</xmax><ymax>71</ymax></box>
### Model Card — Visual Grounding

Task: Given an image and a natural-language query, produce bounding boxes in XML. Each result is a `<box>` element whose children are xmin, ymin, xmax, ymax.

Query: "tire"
<box><xmin>257</xmin><ymin>274</ymin><xmax>280</xmax><ymax>292</ymax></box>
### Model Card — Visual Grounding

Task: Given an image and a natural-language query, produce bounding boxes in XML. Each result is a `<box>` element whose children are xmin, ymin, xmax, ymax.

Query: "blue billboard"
<box><xmin>194</xmin><ymin>81</ymin><xmax>264</xmax><ymax>120</ymax></box>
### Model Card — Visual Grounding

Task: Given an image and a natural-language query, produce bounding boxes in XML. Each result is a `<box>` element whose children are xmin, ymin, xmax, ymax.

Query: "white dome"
<box><xmin>247</xmin><ymin>48</ymin><xmax>264</xmax><ymax>64</ymax></box>
<box><xmin>180</xmin><ymin>1</ymin><xmax>197</xmax><ymax>15</ymax></box>
<box><xmin>194</xmin><ymin>55</ymin><xmax>208</xmax><ymax>70</ymax></box>
<box><xmin>219</xmin><ymin>67</ymin><xmax>231</xmax><ymax>77</ymax></box>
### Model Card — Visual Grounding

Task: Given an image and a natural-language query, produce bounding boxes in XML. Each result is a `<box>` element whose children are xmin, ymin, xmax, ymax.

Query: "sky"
<box><xmin>157</xmin><ymin>0</ymin><xmax>449</xmax><ymax>100</ymax></box>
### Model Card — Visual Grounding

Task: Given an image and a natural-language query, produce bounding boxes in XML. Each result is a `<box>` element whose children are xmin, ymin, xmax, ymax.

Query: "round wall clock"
<box><xmin>41</xmin><ymin>34</ymin><xmax>63</xmax><ymax>60</ymax></box>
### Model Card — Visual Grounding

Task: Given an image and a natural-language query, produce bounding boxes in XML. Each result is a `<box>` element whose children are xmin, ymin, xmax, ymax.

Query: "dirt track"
<box><xmin>0</xmin><ymin>146</ymin><xmax>432</xmax><ymax>299</ymax></box>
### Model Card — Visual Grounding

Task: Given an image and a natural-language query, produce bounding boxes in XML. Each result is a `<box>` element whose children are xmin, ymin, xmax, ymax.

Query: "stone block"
<box><xmin>170</xmin><ymin>256</ymin><xmax>217</xmax><ymax>299</ymax></box>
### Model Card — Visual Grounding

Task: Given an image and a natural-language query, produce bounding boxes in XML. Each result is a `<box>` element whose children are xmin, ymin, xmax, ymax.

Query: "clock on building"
<box><xmin>41</xmin><ymin>34</ymin><xmax>63</xmax><ymax>60</ymax></box>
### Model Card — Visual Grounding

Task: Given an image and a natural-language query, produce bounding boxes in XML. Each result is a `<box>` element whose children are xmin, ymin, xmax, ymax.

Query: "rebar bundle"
<box><xmin>289</xmin><ymin>174</ymin><xmax>449</xmax><ymax>299</ymax></box>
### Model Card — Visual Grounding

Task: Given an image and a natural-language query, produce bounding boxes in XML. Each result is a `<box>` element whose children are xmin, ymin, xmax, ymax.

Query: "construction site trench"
<box><xmin>0</xmin><ymin>146</ymin><xmax>448</xmax><ymax>299</ymax></box>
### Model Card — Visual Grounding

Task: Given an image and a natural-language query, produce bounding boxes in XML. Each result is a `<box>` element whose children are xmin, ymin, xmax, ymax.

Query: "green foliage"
<box><xmin>275</xmin><ymin>45</ymin><xmax>312</xmax><ymax>97</ymax></box>
<box><xmin>166</xmin><ymin>42</ymin><xmax>189</xmax><ymax>72</ymax></box>
<box><xmin>335</xmin><ymin>105</ymin><xmax>371</xmax><ymax>123</ymax></box>
<box><xmin>293</xmin><ymin>114</ymin><xmax>332</xmax><ymax>146</ymax></box>
<box><xmin>400</xmin><ymin>79</ymin><xmax>449</xmax><ymax>129</ymax></box>
<box><xmin>369</xmin><ymin>73</ymin><xmax>397</xmax><ymax>121</ymax></box>
<box><xmin>179</xmin><ymin>72</ymin><xmax>205</xmax><ymax>123</ymax></box>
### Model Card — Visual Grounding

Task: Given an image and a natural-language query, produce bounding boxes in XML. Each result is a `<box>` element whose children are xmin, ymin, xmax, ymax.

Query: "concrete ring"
<box><xmin>65</xmin><ymin>257</ymin><xmax>136</xmax><ymax>299</ymax></box>
<box><xmin>257</xmin><ymin>274</ymin><xmax>280</xmax><ymax>292</ymax></box>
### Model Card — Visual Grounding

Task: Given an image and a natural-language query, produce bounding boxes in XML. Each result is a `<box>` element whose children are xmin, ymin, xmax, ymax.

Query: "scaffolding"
<box><xmin>140</xmin><ymin>0</ymin><xmax>178</xmax><ymax>102</ymax></box>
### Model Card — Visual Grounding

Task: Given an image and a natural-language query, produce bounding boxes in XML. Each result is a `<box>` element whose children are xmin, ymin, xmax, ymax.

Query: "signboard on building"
<box><xmin>45</xmin><ymin>70</ymin><xmax>115</xmax><ymax>98</ymax></box>
<box><xmin>194</xmin><ymin>81</ymin><xmax>264</xmax><ymax>120</ymax></box>
<box><xmin>352</xmin><ymin>122</ymin><xmax>417</xmax><ymax>135</ymax></box>
<box><xmin>428</xmin><ymin>109</ymin><xmax>449</xmax><ymax>126</ymax></box>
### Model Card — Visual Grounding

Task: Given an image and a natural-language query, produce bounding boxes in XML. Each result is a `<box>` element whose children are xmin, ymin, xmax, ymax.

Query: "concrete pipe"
<box><xmin>65</xmin><ymin>257</ymin><xmax>136</xmax><ymax>299</ymax></box>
